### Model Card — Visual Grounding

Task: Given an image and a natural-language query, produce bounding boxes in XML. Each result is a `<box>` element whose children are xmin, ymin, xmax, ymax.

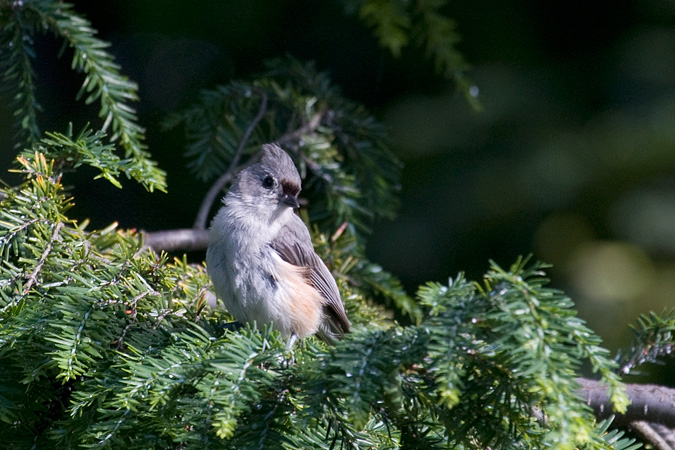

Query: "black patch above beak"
<box><xmin>280</xmin><ymin>179</ymin><xmax>301</xmax><ymax>209</ymax></box>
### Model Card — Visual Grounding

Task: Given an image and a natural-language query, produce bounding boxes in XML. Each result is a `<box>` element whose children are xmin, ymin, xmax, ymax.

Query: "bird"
<box><xmin>206</xmin><ymin>143</ymin><xmax>350</xmax><ymax>345</ymax></box>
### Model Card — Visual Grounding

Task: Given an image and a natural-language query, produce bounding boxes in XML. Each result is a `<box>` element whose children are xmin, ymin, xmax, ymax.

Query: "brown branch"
<box><xmin>648</xmin><ymin>423</ymin><xmax>675</xmax><ymax>449</ymax></box>
<box><xmin>577</xmin><ymin>378</ymin><xmax>675</xmax><ymax>428</ymax></box>
<box><xmin>631</xmin><ymin>421</ymin><xmax>675</xmax><ymax>450</ymax></box>
<box><xmin>277</xmin><ymin>110</ymin><xmax>324</xmax><ymax>146</ymax></box>
<box><xmin>23</xmin><ymin>221</ymin><xmax>63</xmax><ymax>295</ymax></box>
<box><xmin>142</xmin><ymin>228</ymin><xmax>209</xmax><ymax>252</ymax></box>
<box><xmin>193</xmin><ymin>91</ymin><xmax>268</xmax><ymax>231</ymax></box>
<box><xmin>6</xmin><ymin>217</ymin><xmax>40</xmax><ymax>240</ymax></box>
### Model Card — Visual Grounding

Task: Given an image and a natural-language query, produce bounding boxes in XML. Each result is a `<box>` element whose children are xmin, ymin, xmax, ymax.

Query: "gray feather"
<box><xmin>270</xmin><ymin>214</ymin><xmax>350</xmax><ymax>339</ymax></box>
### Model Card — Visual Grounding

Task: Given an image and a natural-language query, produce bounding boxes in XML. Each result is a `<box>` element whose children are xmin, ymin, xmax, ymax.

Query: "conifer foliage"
<box><xmin>0</xmin><ymin>153</ymin><xmax>637</xmax><ymax>448</ymax></box>
<box><xmin>0</xmin><ymin>0</ymin><xmax>166</xmax><ymax>191</ymax></box>
<box><xmin>0</xmin><ymin>1</ymin><xmax>671</xmax><ymax>449</ymax></box>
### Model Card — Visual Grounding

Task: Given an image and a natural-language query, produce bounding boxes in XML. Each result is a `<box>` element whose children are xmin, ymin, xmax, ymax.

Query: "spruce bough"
<box><xmin>0</xmin><ymin>151</ymin><xmax>633</xmax><ymax>449</ymax></box>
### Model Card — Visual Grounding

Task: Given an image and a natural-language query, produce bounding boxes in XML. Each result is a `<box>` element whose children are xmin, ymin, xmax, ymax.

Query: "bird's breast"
<box><xmin>207</xmin><ymin>205</ymin><xmax>321</xmax><ymax>338</ymax></box>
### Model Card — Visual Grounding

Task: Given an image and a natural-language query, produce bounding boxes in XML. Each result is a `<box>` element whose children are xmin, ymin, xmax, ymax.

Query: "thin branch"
<box><xmin>1</xmin><ymin>217</ymin><xmax>39</xmax><ymax>244</ymax></box>
<box><xmin>649</xmin><ymin>423</ymin><xmax>675</xmax><ymax>448</ymax></box>
<box><xmin>631</xmin><ymin>421</ymin><xmax>675</xmax><ymax>450</ymax></box>
<box><xmin>577</xmin><ymin>378</ymin><xmax>675</xmax><ymax>428</ymax></box>
<box><xmin>142</xmin><ymin>228</ymin><xmax>209</xmax><ymax>252</ymax></box>
<box><xmin>617</xmin><ymin>318</ymin><xmax>675</xmax><ymax>375</ymax></box>
<box><xmin>193</xmin><ymin>92</ymin><xmax>268</xmax><ymax>230</ymax></box>
<box><xmin>277</xmin><ymin>110</ymin><xmax>324</xmax><ymax>146</ymax></box>
<box><xmin>23</xmin><ymin>221</ymin><xmax>63</xmax><ymax>295</ymax></box>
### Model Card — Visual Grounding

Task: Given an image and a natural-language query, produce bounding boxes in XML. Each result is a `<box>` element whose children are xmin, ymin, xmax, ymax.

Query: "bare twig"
<box><xmin>277</xmin><ymin>110</ymin><xmax>324</xmax><ymax>146</ymax></box>
<box><xmin>631</xmin><ymin>421</ymin><xmax>675</xmax><ymax>450</ymax></box>
<box><xmin>577</xmin><ymin>378</ymin><xmax>675</xmax><ymax>428</ymax></box>
<box><xmin>649</xmin><ymin>423</ymin><xmax>675</xmax><ymax>449</ymax></box>
<box><xmin>142</xmin><ymin>228</ymin><xmax>209</xmax><ymax>252</ymax></box>
<box><xmin>23</xmin><ymin>221</ymin><xmax>64</xmax><ymax>295</ymax></box>
<box><xmin>193</xmin><ymin>92</ymin><xmax>268</xmax><ymax>230</ymax></box>
<box><xmin>4</xmin><ymin>217</ymin><xmax>40</xmax><ymax>241</ymax></box>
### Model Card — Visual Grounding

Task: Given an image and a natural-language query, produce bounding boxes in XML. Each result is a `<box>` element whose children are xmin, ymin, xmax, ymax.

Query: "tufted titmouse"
<box><xmin>206</xmin><ymin>143</ymin><xmax>350</xmax><ymax>344</ymax></box>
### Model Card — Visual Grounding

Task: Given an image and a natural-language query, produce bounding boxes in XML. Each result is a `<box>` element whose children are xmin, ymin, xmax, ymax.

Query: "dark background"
<box><xmin>2</xmin><ymin>1</ymin><xmax>675</xmax><ymax>377</ymax></box>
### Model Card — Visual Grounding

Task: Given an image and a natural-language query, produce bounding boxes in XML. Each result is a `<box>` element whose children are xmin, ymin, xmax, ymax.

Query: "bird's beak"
<box><xmin>281</xmin><ymin>194</ymin><xmax>300</xmax><ymax>209</ymax></box>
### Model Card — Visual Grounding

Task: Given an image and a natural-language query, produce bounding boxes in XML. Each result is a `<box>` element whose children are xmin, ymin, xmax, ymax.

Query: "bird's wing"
<box><xmin>270</xmin><ymin>215</ymin><xmax>350</xmax><ymax>339</ymax></box>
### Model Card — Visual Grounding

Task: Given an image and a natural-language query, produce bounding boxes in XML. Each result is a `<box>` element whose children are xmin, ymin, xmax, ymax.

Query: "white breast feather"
<box><xmin>206</xmin><ymin>202</ymin><xmax>317</xmax><ymax>337</ymax></box>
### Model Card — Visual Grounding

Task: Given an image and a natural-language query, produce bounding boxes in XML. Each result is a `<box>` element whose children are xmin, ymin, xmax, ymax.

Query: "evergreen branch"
<box><xmin>0</xmin><ymin>4</ymin><xmax>42</xmax><ymax>146</ymax></box>
<box><xmin>356</xmin><ymin>0</ymin><xmax>410</xmax><ymax>57</ymax></box>
<box><xmin>0</xmin><ymin>217</ymin><xmax>39</xmax><ymax>259</ymax></box>
<box><xmin>22</xmin><ymin>1</ymin><xmax>166</xmax><ymax>192</ymax></box>
<box><xmin>4</xmin><ymin>142</ymin><xmax>660</xmax><ymax>448</ymax></box>
<box><xmin>27</xmin><ymin>126</ymin><xmax>128</xmax><ymax>189</ymax></box>
<box><xmin>414</xmin><ymin>261</ymin><xmax>631</xmax><ymax>448</ymax></box>
<box><xmin>97</xmin><ymin>408</ymin><xmax>132</xmax><ymax>448</ymax></box>
<box><xmin>22</xmin><ymin>220</ymin><xmax>63</xmax><ymax>295</ymax></box>
<box><xmin>413</xmin><ymin>1</ymin><xmax>480</xmax><ymax>110</ymax></box>
<box><xmin>341</xmin><ymin>0</ymin><xmax>479</xmax><ymax>107</ymax></box>
<box><xmin>193</xmin><ymin>91</ymin><xmax>268</xmax><ymax>230</ymax></box>
<box><xmin>485</xmin><ymin>258</ymin><xmax>629</xmax><ymax>414</ymax></box>
<box><xmin>168</xmin><ymin>57</ymin><xmax>401</xmax><ymax>239</ymax></box>
<box><xmin>617</xmin><ymin>310</ymin><xmax>675</xmax><ymax>375</ymax></box>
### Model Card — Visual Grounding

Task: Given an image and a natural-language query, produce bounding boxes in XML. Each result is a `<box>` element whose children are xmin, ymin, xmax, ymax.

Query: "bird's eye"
<box><xmin>262</xmin><ymin>175</ymin><xmax>275</xmax><ymax>189</ymax></box>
